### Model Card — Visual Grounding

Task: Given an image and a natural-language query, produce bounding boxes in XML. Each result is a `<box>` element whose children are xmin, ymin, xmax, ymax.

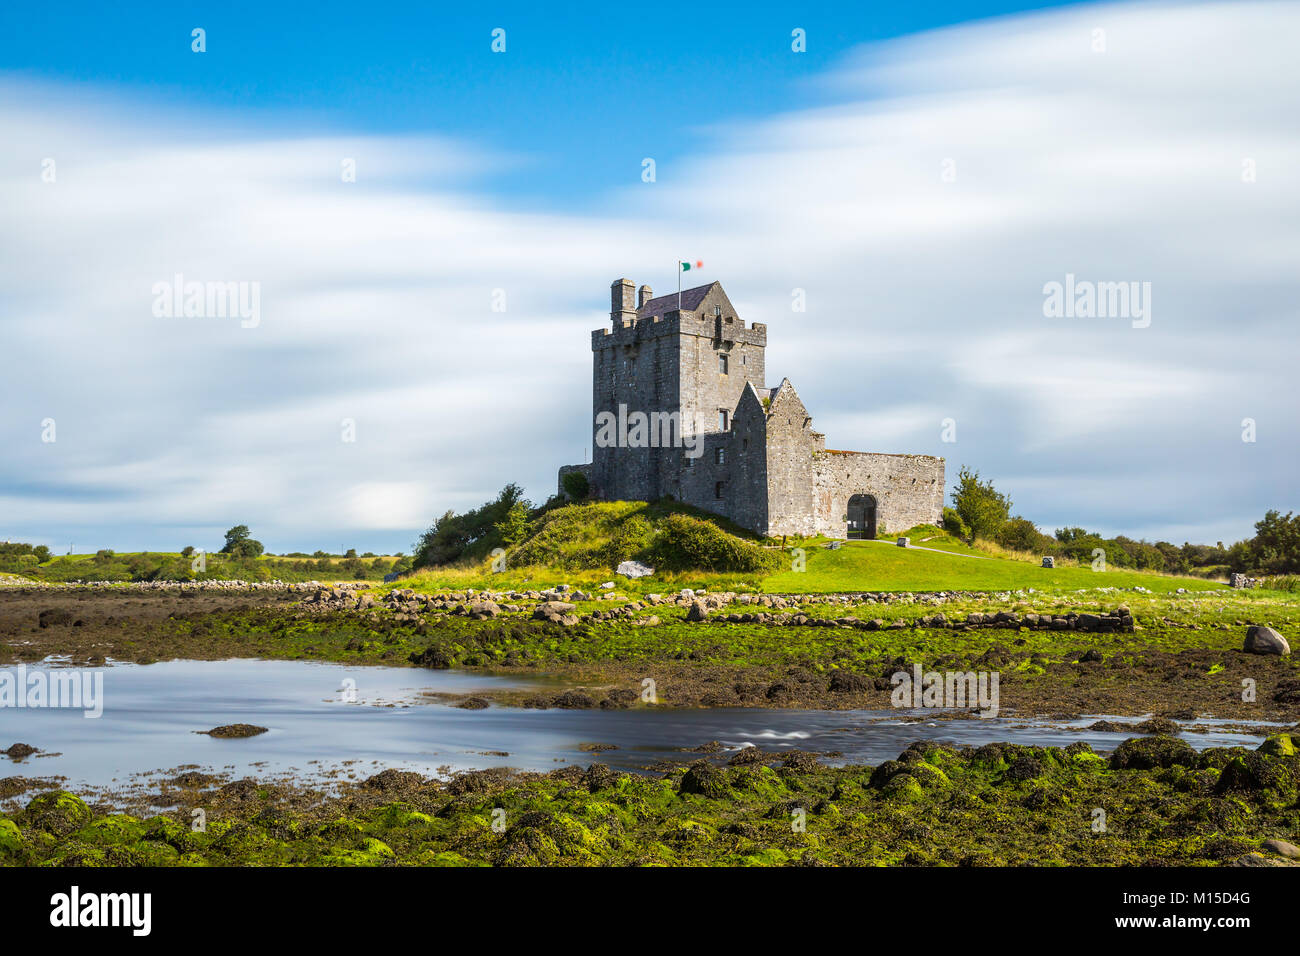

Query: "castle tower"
<box><xmin>589</xmin><ymin>277</ymin><xmax>766</xmax><ymax>504</ymax></box>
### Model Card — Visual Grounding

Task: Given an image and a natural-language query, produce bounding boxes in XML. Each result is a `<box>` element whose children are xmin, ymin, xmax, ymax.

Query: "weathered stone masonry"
<box><xmin>559</xmin><ymin>278</ymin><xmax>944</xmax><ymax>538</ymax></box>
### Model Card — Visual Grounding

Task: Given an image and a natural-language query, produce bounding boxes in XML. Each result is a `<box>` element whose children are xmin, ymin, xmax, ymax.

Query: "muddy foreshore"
<box><xmin>2</xmin><ymin>584</ymin><xmax>1298</xmax><ymax>721</ymax></box>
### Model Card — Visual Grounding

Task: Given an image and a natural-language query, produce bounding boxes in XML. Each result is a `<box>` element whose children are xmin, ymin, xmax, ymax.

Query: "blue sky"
<box><xmin>2</xmin><ymin>0</ymin><xmax>1297</xmax><ymax>555</ymax></box>
<box><xmin>2</xmin><ymin>0</ymin><xmax>1084</xmax><ymax>206</ymax></box>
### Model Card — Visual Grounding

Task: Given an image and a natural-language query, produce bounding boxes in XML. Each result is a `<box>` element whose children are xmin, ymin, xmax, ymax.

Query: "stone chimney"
<box><xmin>638</xmin><ymin>284</ymin><xmax>653</xmax><ymax>309</ymax></box>
<box><xmin>611</xmin><ymin>278</ymin><xmax>636</xmax><ymax>324</ymax></box>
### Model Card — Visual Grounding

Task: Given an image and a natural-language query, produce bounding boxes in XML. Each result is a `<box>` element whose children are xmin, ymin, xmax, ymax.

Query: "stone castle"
<box><xmin>558</xmin><ymin>278</ymin><xmax>944</xmax><ymax>539</ymax></box>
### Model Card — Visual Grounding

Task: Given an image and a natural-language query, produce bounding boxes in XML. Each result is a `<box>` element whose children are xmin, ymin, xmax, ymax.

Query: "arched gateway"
<box><xmin>846</xmin><ymin>493</ymin><xmax>877</xmax><ymax>539</ymax></box>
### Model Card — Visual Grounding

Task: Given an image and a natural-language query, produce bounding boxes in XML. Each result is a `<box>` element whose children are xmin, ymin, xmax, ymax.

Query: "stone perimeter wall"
<box><xmin>810</xmin><ymin>451</ymin><xmax>945</xmax><ymax>538</ymax></box>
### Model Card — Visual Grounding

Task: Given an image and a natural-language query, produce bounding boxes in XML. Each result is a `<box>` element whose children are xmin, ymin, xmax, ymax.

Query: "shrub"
<box><xmin>413</xmin><ymin>484</ymin><xmax>529</xmax><ymax>568</ymax></box>
<box><xmin>644</xmin><ymin>513</ymin><xmax>780</xmax><ymax>574</ymax></box>
<box><xmin>996</xmin><ymin>516</ymin><xmax>1054</xmax><ymax>554</ymax></box>
<box><xmin>561</xmin><ymin>471</ymin><xmax>589</xmax><ymax>501</ymax></box>
<box><xmin>941</xmin><ymin>507</ymin><xmax>970</xmax><ymax>539</ymax></box>
<box><xmin>598</xmin><ymin>514</ymin><xmax>654</xmax><ymax>567</ymax></box>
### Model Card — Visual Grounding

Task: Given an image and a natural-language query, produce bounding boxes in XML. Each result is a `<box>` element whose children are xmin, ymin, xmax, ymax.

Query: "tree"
<box><xmin>1250</xmin><ymin>510</ymin><xmax>1300</xmax><ymax>573</ymax></box>
<box><xmin>221</xmin><ymin>525</ymin><xmax>264</xmax><ymax>558</ymax></box>
<box><xmin>950</xmin><ymin>467</ymin><xmax>1011</xmax><ymax>541</ymax></box>
<box><xmin>413</xmin><ymin>484</ymin><xmax>530</xmax><ymax>568</ymax></box>
<box><xmin>181</xmin><ymin>546</ymin><xmax>195</xmax><ymax>558</ymax></box>
<box><xmin>496</xmin><ymin>501</ymin><xmax>532</xmax><ymax>547</ymax></box>
<box><xmin>32</xmin><ymin>545</ymin><xmax>51</xmax><ymax>563</ymax></box>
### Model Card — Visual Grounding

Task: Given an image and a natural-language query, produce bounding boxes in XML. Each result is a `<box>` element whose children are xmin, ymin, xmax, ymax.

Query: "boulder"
<box><xmin>1243</xmin><ymin>625</ymin><xmax>1290</xmax><ymax>656</ymax></box>
<box><xmin>532</xmin><ymin>601</ymin><xmax>576</xmax><ymax>622</ymax></box>
<box><xmin>616</xmin><ymin>560</ymin><xmax>655</xmax><ymax>578</ymax></box>
<box><xmin>685</xmin><ymin>601</ymin><xmax>709</xmax><ymax>622</ymax></box>
<box><xmin>1262</xmin><ymin>839</ymin><xmax>1300</xmax><ymax>859</ymax></box>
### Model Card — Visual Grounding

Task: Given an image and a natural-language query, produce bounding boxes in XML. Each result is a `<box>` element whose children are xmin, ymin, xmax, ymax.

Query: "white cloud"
<box><xmin>2</xmin><ymin>0</ymin><xmax>1297</xmax><ymax>551</ymax></box>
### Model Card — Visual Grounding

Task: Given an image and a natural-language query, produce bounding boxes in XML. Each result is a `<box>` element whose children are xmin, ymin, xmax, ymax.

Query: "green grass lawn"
<box><xmin>395</xmin><ymin>536</ymin><xmax>1224</xmax><ymax>597</ymax></box>
<box><xmin>759</xmin><ymin>540</ymin><xmax>1223</xmax><ymax>593</ymax></box>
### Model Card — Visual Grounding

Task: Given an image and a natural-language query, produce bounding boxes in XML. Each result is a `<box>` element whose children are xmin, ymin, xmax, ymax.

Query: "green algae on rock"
<box><xmin>4</xmin><ymin>734</ymin><xmax>1300</xmax><ymax>867</ymax></box>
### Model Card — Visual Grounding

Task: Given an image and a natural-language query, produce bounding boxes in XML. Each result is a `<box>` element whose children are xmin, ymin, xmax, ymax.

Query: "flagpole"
<box><xmin>677</xmin><ymin>260</ymin><xmax>681</xmax><ymax>311</ymax></box>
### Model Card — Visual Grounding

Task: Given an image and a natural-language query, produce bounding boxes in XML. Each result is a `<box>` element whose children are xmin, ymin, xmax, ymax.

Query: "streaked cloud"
<box><xmin>2</xmin><ymin>1</ymin><xmax>1295</xmax><ymax>552</ymax></box>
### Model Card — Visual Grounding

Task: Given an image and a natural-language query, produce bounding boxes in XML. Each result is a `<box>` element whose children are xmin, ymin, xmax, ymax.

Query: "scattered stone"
<box><xmin>454</xmin><ymin>697</ymin><xmax>490</xmax><ymax>710</ymax></box>
<box><xmin>1243</xmin><ymin>625</ymin><xmax>1290</xmax><ymax>656</ymax></box>
<box><xmin>3</xmin><ymin>743</ymin><xmax>37</xmax><ymax>760</ymax></box>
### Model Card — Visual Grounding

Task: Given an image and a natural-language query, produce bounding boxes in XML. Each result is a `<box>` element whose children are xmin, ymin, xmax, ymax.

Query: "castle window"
<box><xmin>714</xmin><ymin>481</ymin><xmax>725</xmax><ymax>499</ymax></box>
<box><xmin>684</xmin><ymin>454</ymin><xmax>695</xmax><ymax>469</ymax></box>
<box><xmin>742</xmin><ymin>438</ymin><xmax>748</xmax><ymax>451</ymax></box>
<box><xmin>715</xmin><ymin>447</ymin><xmax>725</xmax><ymax>465</ymax></box>
<box><xmin>718</xmin><ymin>409</ymin><xmax>729</xmax><ymax>430</ymax></box>
<box><xmin>718</xmin><ymin>353</ymin><xmax>728</xmax><ymax>374</ymax></box>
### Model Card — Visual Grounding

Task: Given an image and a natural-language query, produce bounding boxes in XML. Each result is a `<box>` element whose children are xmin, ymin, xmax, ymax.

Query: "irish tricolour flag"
<box><xmin>680</xmin><ymin>260</ymin><xmax>703</xmax><ymax>272</ymax></box>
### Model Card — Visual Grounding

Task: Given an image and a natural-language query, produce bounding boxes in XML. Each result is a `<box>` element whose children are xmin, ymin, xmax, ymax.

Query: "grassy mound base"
<box><xmin>507</xmin><ymin>501</ymin><xmax>779</xmax><ymax>574</ymax></box>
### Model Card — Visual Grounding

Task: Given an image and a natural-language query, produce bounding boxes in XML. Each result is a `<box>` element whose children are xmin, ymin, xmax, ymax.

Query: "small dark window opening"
<box><xmin>718</xmin><ymin>353</ymin><xmax>728</xmax><ymax>374</ymax></box>
<box><xmin>714</xmin><ymin>481</ymin><xmax>724</xmax><ymax>499</ymax></box>
<box><xmin>715</xmin><ymin>447</ymin><xmax>725</xmax><ymax>465</ymax></box>
<box><xmin>719</xmin><ymin>409</ymin><xmax>729</xmax><ymax>430</ymax></box>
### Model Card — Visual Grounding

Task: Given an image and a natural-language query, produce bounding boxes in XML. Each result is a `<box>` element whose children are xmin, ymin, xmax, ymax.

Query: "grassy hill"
<box><xmin>402</xmin><ymin>502</ymin><xmax>1227</xmax><ymax>595</ymax></box>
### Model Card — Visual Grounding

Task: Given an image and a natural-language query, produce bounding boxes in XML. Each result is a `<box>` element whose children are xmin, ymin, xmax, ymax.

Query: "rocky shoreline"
<box><xmin>3</xmin><ymin>733</ymin><xmax>1299</xmax><ymax>866</ymax></box>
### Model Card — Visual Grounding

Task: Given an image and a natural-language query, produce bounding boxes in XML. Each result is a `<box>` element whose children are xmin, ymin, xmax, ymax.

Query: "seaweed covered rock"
<box><xmin>20</xmin><ymin>791</ymin><xmax>91</xmax><ymax>838</ymax></box>
<box><xmin>1215</xmin><ymin>747</ymin><xmax>1300</xmax><ymax>801</ymax></box>
<box><xmin>828</xmin><ymin>670</ymin><xmax>870</xmax><ymax>693</ymax></box>
<box><xmin>679</xmin><ymin>761</ymin><xmax>730</xmax><ymax>799</ymax></box>
<box><xmin>1109</xmin><ymin>736</ymin><xmax>1198</xmax><ymax>770</ymax></box>
<box><xmin>1257</xmin><ymin>733</ymin><xmax>1296</xmax><ymax>757</ymax></box>
<box><xmin>0</xmin><ymin>817</ymin><xmax>22</xmax><ymax>858</ymax></box>
<box><xmin>582</xmin><ymin>763</ymin><xmax>619</xmax><ymax>792</ymax></box>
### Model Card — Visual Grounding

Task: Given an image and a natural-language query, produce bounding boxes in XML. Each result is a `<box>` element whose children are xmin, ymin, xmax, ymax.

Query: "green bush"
<box><xmin>996</xmin><ymin>517</ymin><xmax>1055</xmax><ymax>554</ymax></box>
<box><xmin>644</xmin><ymin>513</ymin><xmax>780</xmax><ymax>574</ymax></box>
<box><xmin>941</xmin><ymin>507</ymin><xmax>970</xmax><ymax>539</ymax></box>
<box><xmin>598</xmin><ymin>514</ymin><xmax>654</xmax><ymax>567</ymax></box>
<box><xmin>561</xmin><ymin>471</ymin><xmax>589</xmax><ymax>500</ymax></box>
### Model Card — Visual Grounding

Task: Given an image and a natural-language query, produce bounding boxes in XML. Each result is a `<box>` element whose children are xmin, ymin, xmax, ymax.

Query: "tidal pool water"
<box><xmin>0</xmin><ymin>658</ymin><xmax>1279</xmax><ymax>794</ymax></box>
